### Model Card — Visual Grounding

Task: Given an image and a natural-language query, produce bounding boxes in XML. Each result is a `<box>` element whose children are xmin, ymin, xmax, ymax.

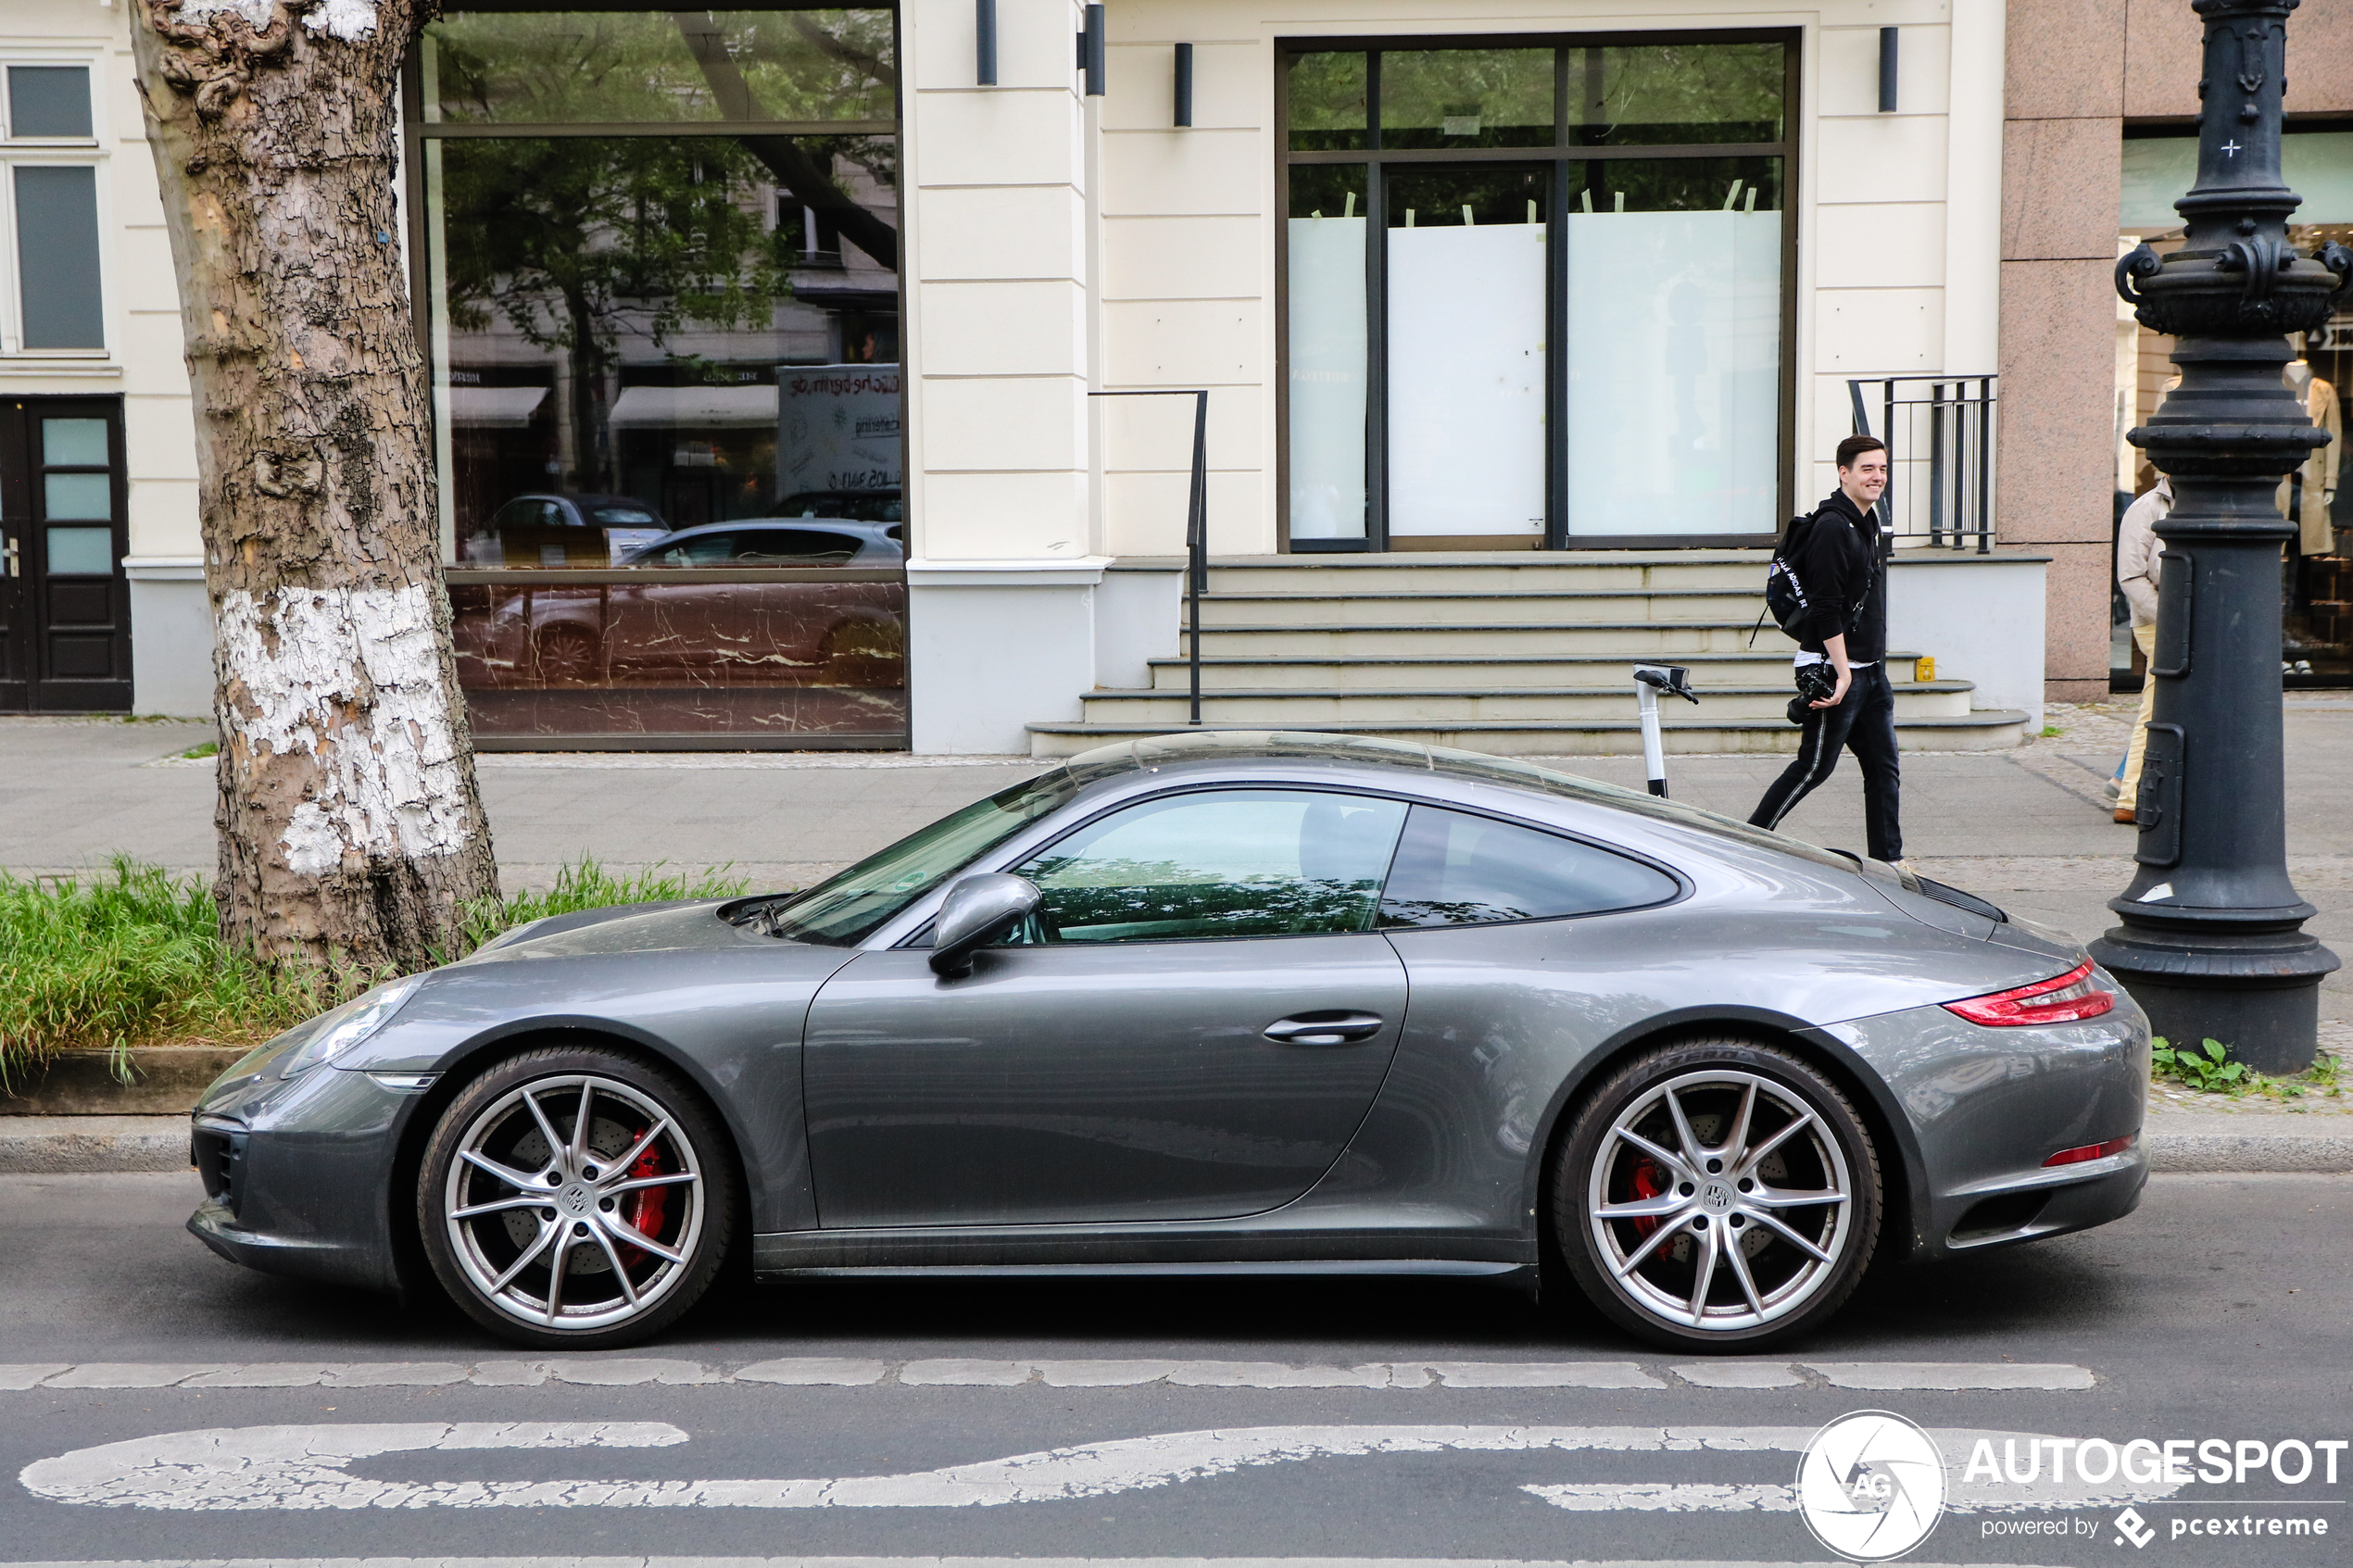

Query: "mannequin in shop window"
<box><xmin>2282</xmin><ymin>341</ymin><xmax>2342</xmax><ymax>558</ymax></box>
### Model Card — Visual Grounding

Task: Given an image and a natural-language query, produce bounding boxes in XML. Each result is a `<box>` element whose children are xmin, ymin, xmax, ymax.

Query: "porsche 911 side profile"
<box><xmin>187</xmin><ymin>732</ymin><xmax>2149</xmax><ymax>1352</ymax></box>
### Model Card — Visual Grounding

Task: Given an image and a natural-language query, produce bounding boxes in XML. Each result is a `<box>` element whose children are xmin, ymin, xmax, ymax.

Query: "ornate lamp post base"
<box><xmin>2095</xmin><ymin>0</ymin><xmax>2347</xmax><ymax>1076</ymax></box>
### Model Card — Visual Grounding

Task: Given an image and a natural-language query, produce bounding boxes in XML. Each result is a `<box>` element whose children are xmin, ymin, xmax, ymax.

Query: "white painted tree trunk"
<box><xmin>131</xmin><ymin>0</ymin><xmax>499</xmax><ymax>970</ymax></box>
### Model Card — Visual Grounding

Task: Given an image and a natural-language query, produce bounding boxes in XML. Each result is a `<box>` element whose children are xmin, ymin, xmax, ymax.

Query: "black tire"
<box><xmin>418</xmin><ymin>1046</ymin><xmax>736</xmax><ymax>1351</ymax></box>
<box><xmin>1553</xmin><ymin>1038</ymin><xmax>1881</xmax><ymax>1351</ymax></box>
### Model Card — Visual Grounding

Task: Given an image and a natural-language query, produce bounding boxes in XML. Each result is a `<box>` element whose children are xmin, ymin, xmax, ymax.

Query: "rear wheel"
<box><xmin>535</xmin><ymin>623</ymin><xmax>600</xmax><ymax>685</ymax></box>
<box><xmin>1554</xmin><ymin>1039</ymin><xmax>1880</xmax><ymax>1350</ymax></box>
<box><xmin>419</xmin><ymin>1047</ymin><xmax>735</xmax><ymax>1350</ymax></box>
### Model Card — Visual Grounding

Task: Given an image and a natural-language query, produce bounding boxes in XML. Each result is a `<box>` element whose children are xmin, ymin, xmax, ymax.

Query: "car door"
<box><xmin>802</xmin><ymin>787</ymin><xmax>1414</xmax><ymax>1228</ymax></box>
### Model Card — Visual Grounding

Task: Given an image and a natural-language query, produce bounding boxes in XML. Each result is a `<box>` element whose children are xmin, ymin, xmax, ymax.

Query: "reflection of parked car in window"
<box><xmin>766</xmin><ymin>488</ymin><xmax>903</xmax><ymax>523</ymax></box>
<box><xmin>462</xmin><ymin>493</ymin><xmax>669</xmax><ymax>567</ymax></box>
<box><xmin>619</xmin><ymin>520</ymin><xmax>904</xmax><ymax>568</ymax></box>
<box><xmin>451</xmin><ymin>518</ymin><xmax>906</xmax><ymax>691</ymax></box>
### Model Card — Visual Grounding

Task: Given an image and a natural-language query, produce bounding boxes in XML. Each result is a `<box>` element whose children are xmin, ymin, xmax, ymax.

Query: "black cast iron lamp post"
<box><xmin>2096</xmin><ymin>0</ymin><xmax>2349</xmax><ymax>1073</ymax></box>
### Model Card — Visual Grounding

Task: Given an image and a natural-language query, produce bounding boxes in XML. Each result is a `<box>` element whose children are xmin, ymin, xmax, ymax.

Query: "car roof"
<box><xmin>1052</xmin><ymin>730</ymin><xmax>1853</xmax><ymax>872</ymax></box>
<box><xmin>648</xmin><ymin>519</ymin><xmax>891</xmax><ymax>540</ymax></box>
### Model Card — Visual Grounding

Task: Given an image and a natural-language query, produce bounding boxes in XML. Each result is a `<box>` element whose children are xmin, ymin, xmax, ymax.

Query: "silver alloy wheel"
<box><xmin>1584</xmin><ymin>1068</ymin><xmax>1854</xmax><ymax>1334</ymax></box>
<box><xmin>441</xmin><ymin>1073</ymin><xmax>705</xmax><ymax>1333</ymax></box>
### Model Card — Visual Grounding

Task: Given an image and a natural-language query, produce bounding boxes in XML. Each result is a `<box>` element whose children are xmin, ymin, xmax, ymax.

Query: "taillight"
<box><xmin>2044</xmin><ymin>1134</ymin><xmax>2137</xmax><ymax>1167</ymax></box>
<box><xmin>1943</xmin><ymin>959</ymin><xmax>2116</xmax><ymax>1026</ymax></box>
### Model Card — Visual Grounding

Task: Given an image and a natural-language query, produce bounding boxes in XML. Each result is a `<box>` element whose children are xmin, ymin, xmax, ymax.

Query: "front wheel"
<box><xmin>419</xmin><ymin>1047</ymin><xmax>736</xmax><ymax>1350</ymax></box>
<box><xmin>1553</xmin><ymin>1039</ymin><xmax>1881</xmax><ymax>1350</ymax></box>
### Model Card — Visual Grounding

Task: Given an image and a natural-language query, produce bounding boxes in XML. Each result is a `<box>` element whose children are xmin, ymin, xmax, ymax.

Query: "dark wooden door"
<box><xmin>0</xmin><ymin>397</ymin><xmax>131</xmax><ymax>712</ymax></box>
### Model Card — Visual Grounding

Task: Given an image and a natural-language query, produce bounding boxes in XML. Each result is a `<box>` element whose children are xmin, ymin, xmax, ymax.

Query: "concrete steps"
<box><xmin>1029</xmin><ymin>551</ymin><xmax>2029</xmax><ymax>759</ymax></box>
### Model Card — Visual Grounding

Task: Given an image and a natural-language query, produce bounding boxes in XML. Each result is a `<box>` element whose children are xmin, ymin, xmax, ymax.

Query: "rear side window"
<box><xmin>1376</xmin><ymin>805</ymin><xmax>1678</xmax><ymax>928</ymax></box>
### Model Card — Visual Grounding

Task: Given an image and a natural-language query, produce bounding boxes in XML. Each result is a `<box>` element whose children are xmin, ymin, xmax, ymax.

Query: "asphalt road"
<box><xmin>3</xmin><ymin>1172</ymin><xmax>2347</xmax><ymax>1567</ymax></box>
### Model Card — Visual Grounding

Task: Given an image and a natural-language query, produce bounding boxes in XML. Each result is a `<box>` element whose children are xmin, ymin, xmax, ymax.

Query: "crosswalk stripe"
<box><xmin>0</xmin><ymin>1359</ymin><xmax>2095</xmax><ymax>1393</ymax></box>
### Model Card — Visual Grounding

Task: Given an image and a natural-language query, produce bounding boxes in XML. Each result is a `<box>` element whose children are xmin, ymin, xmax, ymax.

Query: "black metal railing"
<box><xmin>1848</xmin><ymin>374</ymin><xmax>1996</xmax><ymax>553</ymax></box>
<box><xmin>1093</xmin><ymin>388</ymin><xmax>1209</xmax><ymax>723</ymax></box>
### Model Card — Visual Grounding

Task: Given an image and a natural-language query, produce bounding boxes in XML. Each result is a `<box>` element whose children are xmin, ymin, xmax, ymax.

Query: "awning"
<box><xmin>606</xmin><ymin>384</ymin><xmax>781</xmax><ymax>429</ymax></box>
<box><xmin>447</xmin><ymin>385</ymin><xmax>547</xmax><ymax>428</ymax></box>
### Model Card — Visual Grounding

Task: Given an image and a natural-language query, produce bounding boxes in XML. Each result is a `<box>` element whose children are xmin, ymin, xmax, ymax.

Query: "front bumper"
<box><xmin>184</xmin><ymin>1059</ymin><xmax>423</xmax><ymax>1297</ymax></box>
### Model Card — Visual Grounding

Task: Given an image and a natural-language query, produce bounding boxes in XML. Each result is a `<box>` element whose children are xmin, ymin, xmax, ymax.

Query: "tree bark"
<box><xmin>131</xmin><ymin>0</ymin><xmax>499</xmax><ymax>972</ymax></box>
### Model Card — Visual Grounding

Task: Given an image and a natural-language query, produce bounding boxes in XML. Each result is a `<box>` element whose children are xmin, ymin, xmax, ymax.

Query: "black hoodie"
<box><xmin>1788</xmin><ymin>489</ymin><xmax>1887</xmax><ymax>663</ymax></box>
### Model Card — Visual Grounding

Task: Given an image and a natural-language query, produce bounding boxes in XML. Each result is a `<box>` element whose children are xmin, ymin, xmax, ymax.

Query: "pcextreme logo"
<box><xmin>1797</xmin><ymin>1411</ymin><xmax>1947</xmax><ymax>1562</ymax></box>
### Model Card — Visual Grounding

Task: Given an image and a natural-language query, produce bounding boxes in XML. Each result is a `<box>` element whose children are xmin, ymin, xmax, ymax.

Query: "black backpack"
<box><xmin>1752</xmin><ymin>510</ymin><xmax>1820</xmax><ymax>646</ymax></box>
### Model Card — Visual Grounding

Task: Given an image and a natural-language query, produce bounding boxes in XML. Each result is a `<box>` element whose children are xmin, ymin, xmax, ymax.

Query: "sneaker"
<box><xmin>2102</xmin><ymin>779</ymin><xmax>2121</xmax><ymax>801</ymax></box>
<box><xmin>1888</xmin><ymin>859</ymin><xmax>1919</xmax><ymax>877</ymax></box>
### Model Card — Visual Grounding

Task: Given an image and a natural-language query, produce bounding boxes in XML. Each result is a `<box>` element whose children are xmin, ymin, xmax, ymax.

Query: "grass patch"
<box><xmin>1</xmin><ymin>856</ymin><xmax>753</xmax><ymax>1091</ymax></box>
<box><xmin>178</xmin><ymin>741</ymin><xmax>218</xmax><ymax>759</ymax></box>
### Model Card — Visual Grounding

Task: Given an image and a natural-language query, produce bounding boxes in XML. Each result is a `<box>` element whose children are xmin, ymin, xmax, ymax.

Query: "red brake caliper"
<box><xmin>620</xmin><ymin>1133</ymin><xmax>668</xmax><ymax>1266</ymax></box>
<box><xmin>1628</xmin><ymin>1159</ymin><xmax>1668</xmax><ymax>1240</ymax></box>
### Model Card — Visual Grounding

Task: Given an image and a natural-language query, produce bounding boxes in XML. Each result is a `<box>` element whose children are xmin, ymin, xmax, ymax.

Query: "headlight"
<box><xmin>280</xmin><ymin>975</ymin><xmax>424</xmax><ymax>1077</ymax></box>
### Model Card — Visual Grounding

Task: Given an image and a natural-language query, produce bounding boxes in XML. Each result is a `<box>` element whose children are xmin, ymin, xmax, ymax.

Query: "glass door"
<box><xmin>1382</xmin><ymin>168</ymin><xmax>1550</xmax><ymax>547</ymax></box>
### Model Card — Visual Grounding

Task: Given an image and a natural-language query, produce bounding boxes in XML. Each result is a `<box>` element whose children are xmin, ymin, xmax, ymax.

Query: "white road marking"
<box><xmin>0</xmin><ymin>1358</ymin><xmax>2086</xmax><ymax>1392</ymax></box>
<box><xmin>1800</xmin><ymin>1362</ymin><xmax>2096</xmax><ymax>1391</ymax></box>
<box><xmin>20</xmin><ymin>1421</ymin><xmax>2180</xmax><ymax>1514</ymax></box>
<box><xmin>1523</xmin><ymin>1481</ymin><xmax>1795</xmax><ymax>1512</ymax></box>
<box><xmin>1667</xmin><ymin>1362</ymin><xmax>1804</xmax><ymax>1390</ymax></box>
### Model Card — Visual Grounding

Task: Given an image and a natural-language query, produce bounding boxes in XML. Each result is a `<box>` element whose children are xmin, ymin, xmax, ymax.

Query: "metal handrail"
<box><xmin>1093</xmin><ymin>388</ymin><xmax>1210</xmax><ymax>723</ymax></box>
<box><xmin>1848</xmin><ymin>374</ymin><xmax>1997</xmax><ymax>554</ymax></box>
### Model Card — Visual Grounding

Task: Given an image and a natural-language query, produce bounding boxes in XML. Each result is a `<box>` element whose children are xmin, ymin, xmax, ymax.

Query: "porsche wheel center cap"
<box><xmin>1700</xmin><ymin>1181</ymin><xmax>1735</xmax><ymax>1213</ymax></box>
<box><xmin>557</xmin><ymin>1184</ymin><xmax>595</xmax><ymax>1218</ymax></box>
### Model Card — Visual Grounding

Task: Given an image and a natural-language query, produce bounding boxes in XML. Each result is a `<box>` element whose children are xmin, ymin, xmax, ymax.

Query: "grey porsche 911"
<box><xmin>186</xmin><ymin>732</ymin><xmax>2149</xmax><ymax>1353</ymax></box>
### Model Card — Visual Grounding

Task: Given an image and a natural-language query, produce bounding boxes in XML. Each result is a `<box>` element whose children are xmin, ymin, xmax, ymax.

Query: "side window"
<box><xmin>1013</xmin><ymin>789</ymin><xmax>1408</xmax><ymax>944</ymax></box>
<box><xmin>1376</xmin><ymin>805</ymin><xmax>1677</xmax><ymax>928</ymax></box>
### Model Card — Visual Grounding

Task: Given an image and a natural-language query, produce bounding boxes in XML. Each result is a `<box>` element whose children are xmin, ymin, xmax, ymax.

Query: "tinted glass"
<box><xmin>1380</xmin><ymin>48</ymin><xmax>1554</xmax><ymax>151</ymax></box>
<box><xmin>7</xmin><ymin>66</ymin><xmax>93</xmax><ymax>137</ymax></box>
<box><xmin>742</xmin><ymin>528</ymin><xmax>862</xmax><ymax>560</ymax></box>
<box><xmin>1015</xmin><ymin>790</ymin><xmax>1408</xmax><ymax>944</ymax></box>
<box><xmin>423</xmin><ymin>9</ymin><xmax>896</xmax><ymax>125</ymax></box>
<box><xmin>1377</xmin><ymin>805</ymin><xmax>1677</xmax><ymax>927</ymax></box>
<box><xmin>588</xmin><ymin>504</ymin><xmax>661</xmax><ymax>525</ymax></box>
<box><xmin>44</xmin><ymin>472</ymin><xmax>110</xmax><ymax>521</ymax></box>
<box><xmin>42</xmin><ymin>418</ymin><xmax>107</xmax><ymax>466</ymax></box>
<box><xmin>1287</xmin><ymin>51</ymin><xmax>1367</xmax><ymax>151</ymax></box>
<box><xmin>45</xmin><ymin>526</ymin><xmax>112</xmax><ymax>575</ymax></box>
<box><xmin>14</xmin><ymin>166</ymin><xmax>102</xmax><ymax>349</ymax></box>
<box><xmin>1571</xmin><ymin>42</ymin><xmax>1784</xmax><ymax>145</ymax></box>
<box><xmin>766</xmin><ymin>771</ymin><xmax>1085</xmax><ymax>946</ymax></box>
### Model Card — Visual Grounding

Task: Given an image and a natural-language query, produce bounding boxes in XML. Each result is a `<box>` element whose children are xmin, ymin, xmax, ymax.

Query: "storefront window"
<box><xmin>1279</xmin><ymin>36</ymin><xmax>1792</xmax><ymax>550</ymax></box>
<box><xmin>2116</xmin><ymin>129</ymin><xmax>2351</xmax><ymax>688</ymax></box>
<box><xmin>416</xmin><ymin>6</ymin><xmax>906</xmax><ymax>746</ymax></box>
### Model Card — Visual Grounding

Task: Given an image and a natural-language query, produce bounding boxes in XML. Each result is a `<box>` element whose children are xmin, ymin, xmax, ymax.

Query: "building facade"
<box><xmin>3</xmin><ymin>0</ymin><xmax>2347</xmax><ymax>753</ymax></box>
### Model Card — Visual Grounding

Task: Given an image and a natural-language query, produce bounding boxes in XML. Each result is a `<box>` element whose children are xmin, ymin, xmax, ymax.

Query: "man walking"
<box><xmin>2112</xmin><ymin>470</ymin><xmax>2170</xmax><ymax>824</ymax></box>
<box><xmin>1749</xmin><ymin>435</ymin><xmax>1906</xmax><ymax>867</ymax></box>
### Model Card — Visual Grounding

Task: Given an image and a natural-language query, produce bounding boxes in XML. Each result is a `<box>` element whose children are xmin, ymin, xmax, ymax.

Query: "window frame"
<box><xmin>0</xmin><ymin>55</ymin><xmax>107</xmax><ymax>359</ymax></box>
<box><xmin>915</xmin><ymin>780</ymin><xmax>1691</xmax><ymax>950</ymax></box>
<box><xmin>1274</xmin><ymin>29</ymin><xmax>1801</xmax><ymax>553</ymax></box>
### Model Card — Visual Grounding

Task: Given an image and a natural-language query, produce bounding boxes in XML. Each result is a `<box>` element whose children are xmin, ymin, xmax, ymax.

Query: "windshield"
<box><xmin>747</xmin><ymin>769</ymin><xmax>1090</xmax><ymax>946</ymax></box>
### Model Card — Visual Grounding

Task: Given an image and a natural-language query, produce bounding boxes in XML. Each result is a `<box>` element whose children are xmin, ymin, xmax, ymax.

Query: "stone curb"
<box><xmin>4</xmin><ymin>1115</ymin><xmax>2349</xmax><ymax>1176</ymax></box>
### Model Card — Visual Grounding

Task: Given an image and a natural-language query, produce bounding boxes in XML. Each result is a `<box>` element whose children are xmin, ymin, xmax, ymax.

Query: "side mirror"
<box><xmin>927</xmin><ymin>873</ymin><xmax>1042</xmax><ymax>978</ymax></box>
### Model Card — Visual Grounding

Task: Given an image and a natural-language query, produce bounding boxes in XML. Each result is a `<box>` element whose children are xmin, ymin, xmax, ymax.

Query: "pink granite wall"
<box><xmin>2000</xmin><ymin>0</ymin><xmax>2353</xmax><ymax>702</ymax></box>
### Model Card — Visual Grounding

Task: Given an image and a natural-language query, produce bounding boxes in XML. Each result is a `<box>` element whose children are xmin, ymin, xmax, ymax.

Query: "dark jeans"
<box><xmin>1749</xmin><ymin>662</ymin><xmax>1904</xmax><ymax>862</ymax></box>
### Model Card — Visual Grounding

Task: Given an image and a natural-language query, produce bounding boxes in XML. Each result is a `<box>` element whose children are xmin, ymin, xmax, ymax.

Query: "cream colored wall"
<box><xmin>0</xmin><ymin>0</ymin><xmax>200</xmax><ymax>566</ymax></box>
<box><xmin>898</xmin><ymin>0</ymin><xmax>2001</xmax><ymax>563</ymax></box>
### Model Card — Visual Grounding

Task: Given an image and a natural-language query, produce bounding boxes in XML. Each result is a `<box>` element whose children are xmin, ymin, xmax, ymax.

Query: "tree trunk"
<box><xmin>132</xmin><ymin>0</ymin><xmax>499</xmax><ymax>972</ymax></box>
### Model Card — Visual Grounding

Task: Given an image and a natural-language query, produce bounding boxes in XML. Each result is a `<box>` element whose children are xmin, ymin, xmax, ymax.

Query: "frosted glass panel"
<box><xmin>44</xmin><ymin>471</ymin><xmax>112</xmax><ymax>521</ymax></box>
<box><xmin>1387</xmin><ymin>222</ymin><xmax>1547</xmax><ymax>538</ymax></box>
<box><xmin>46</xmin><ymin>526</ymin><xmax>113</xmax><ymax>575</ymax></box>
<box><xmin>1563</xmin><ymin>209</ymin><xmax>1780</xmax><ymax>536</ymax></box>
<box><xmin>1287</xmin><ymin>216</ymin><xmax>1369</xmax><ymax>540</ymax></box>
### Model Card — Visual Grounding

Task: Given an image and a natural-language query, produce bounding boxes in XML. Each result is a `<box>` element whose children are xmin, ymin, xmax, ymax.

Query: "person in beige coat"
<box><xmin>2114</xmin><ymin>473</ymin><xmax>2170</xmax><ymax>823</ymax></box>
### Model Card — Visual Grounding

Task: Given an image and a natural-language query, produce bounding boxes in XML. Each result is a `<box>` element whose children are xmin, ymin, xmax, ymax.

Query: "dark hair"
<box><xmin>1835</xmin><ymin>434</ymin><xmax>1887</xmax><ymax>469</ymax></box>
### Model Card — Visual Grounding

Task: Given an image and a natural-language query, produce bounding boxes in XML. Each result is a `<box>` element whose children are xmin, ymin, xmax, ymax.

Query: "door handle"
<box><xmin>4</xmin><ymin>536</ymin><xmax>18</xmax><ymax>578</ymax></box>
<box><xmin>1263</xmin><ymin>1010</ymin><xmax>1384</xmax><ymax>1046</ymax></box>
